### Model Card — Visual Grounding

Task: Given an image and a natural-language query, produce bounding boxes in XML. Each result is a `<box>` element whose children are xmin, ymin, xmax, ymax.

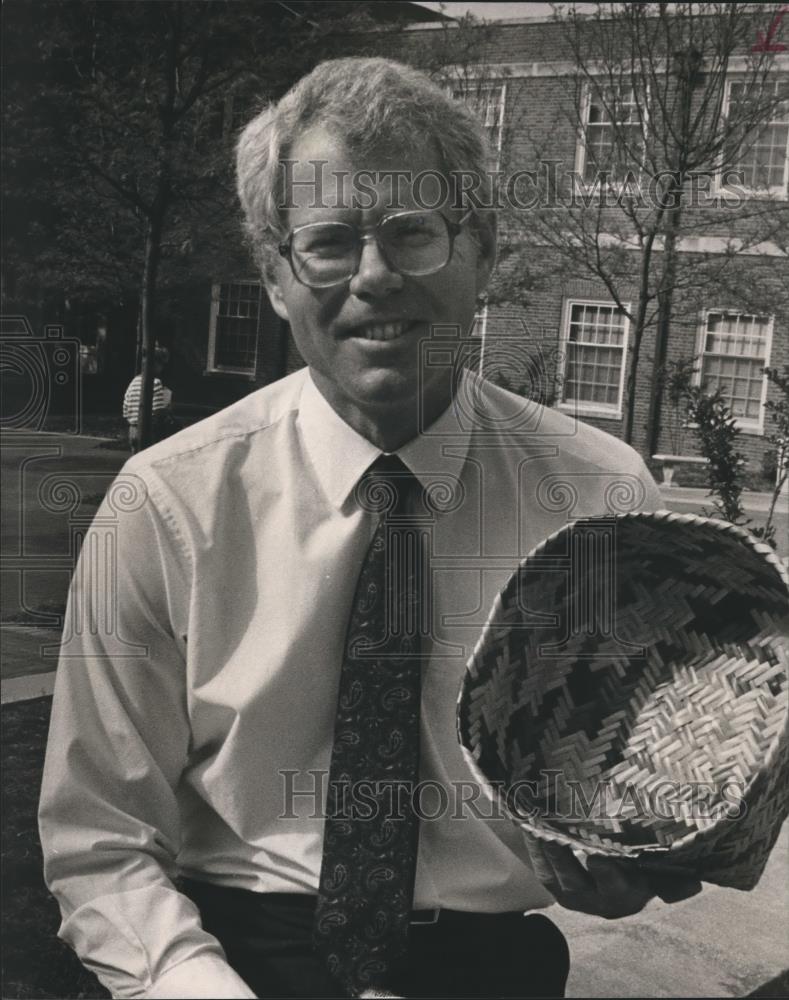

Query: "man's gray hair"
<box><xmin>236</xmin><ymin>57</ymin><xmax>493</xmax><ymax>279</ymax></box>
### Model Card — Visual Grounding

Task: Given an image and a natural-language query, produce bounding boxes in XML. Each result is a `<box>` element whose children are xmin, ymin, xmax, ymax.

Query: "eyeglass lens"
<box><xmin>290</xmin><ymin>212</ymin><xmax>452</xmax><ymax>286</ymax></box>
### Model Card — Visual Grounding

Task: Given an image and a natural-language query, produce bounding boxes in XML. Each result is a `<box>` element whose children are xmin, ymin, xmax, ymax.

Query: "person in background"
<box><xmin>123</xmin><ymin>345</ymin><xmax>173</xmax><ymax>453</ymax></box>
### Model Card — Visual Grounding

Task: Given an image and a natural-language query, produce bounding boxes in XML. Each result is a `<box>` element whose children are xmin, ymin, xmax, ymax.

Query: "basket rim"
<box><xmin>456</xmin><ymin>508</ymin><xmax>789</xmax><ymax>858</ymax></box>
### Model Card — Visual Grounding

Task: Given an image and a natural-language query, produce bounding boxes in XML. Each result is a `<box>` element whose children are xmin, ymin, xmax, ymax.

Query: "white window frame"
<box><xmin>693</xmin><ymin>309</ymin><xmax>774</xmax><ymax>434</ymax></box>
<box><xmin>474</xmin><ymin>303</ymin><xmax>488</xmax><ymax>377</ymax></box>
<box><xmin>206</xmin><ymin>280</ymin><xmax>261</xmax><ymax>377</ymax></box>
<box><xmin>716</xmin><ymin>76</ymin><xmax>789</xmax><ymax>200</ymax></box>
<box><xmin>452</xmin><ymin>79</ymin><xmax>507</xmax><ymax>167</ymax></box>
<box><xmin>557</xmin><ymin>298</ymin><xmax>630</xmax><ymax>419</ymax></box>
<box><xmin>574</xmin><ymin>79</ymin><xmax>649</xmax><ymax>195</ymax></box>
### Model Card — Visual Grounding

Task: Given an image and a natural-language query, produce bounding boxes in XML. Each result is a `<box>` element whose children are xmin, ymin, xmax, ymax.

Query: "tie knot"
<box><xmin>357</xmin><ymin>454</ymin><xmax>422</xmax><ymax>517</ymax></box>
<box><xmin>370</xmin><ymin>452</ymin><xmax>410</xmax><ymax>478</ymax></box>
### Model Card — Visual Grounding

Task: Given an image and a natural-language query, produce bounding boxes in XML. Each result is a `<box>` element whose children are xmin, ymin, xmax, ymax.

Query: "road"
<box><xmin>1</xmin><ymin>431</ymin><xmax>127</xmax><ymax>676</ymax></box>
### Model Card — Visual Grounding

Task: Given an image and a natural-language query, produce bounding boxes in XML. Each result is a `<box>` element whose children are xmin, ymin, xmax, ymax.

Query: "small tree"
<box><xmin>686</xmin><ymin>386</ymin><xmax>749</xmax><ymax>525</ymax></box>
<box><xmin>653</xmin><ymin>360</ymin><xmax>785</xmax><ymax>547</ymax></box>
<box><xmin>758</xmin><ymin>364</ymin><xmax>789</xmax><ymax>546</ymax></box>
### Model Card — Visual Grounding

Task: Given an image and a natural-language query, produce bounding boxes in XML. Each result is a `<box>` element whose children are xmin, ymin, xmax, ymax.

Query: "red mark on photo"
<box><xmin>752</xmin><ymin>6</ymin><xmax>788</xmax><ymax>52</ymax></box>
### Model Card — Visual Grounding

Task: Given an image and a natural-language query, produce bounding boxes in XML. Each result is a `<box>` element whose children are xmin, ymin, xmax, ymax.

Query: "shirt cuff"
<box><xmin>142</xmin><ymin>954</ymin><xmax>257</xmax><ymax>999</ymax></box>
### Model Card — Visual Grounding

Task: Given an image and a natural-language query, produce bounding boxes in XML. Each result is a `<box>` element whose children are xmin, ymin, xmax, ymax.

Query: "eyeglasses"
<box><xmin>277</xmin><ymin>208</ymin><xmax>474</xmax><ymax>289</ymax></box>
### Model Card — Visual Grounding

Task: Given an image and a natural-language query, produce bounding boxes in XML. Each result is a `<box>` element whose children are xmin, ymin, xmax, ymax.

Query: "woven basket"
<box><xmin>457</xmin><ymin>511</ymin><xmax>789</xmax><ymax>890</ymax></box>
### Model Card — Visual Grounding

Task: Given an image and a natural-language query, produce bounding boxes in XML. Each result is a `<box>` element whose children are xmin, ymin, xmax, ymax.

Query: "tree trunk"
<box><xmin>646</xmin><ymin>200</ymin><xmax>681</xmax><ymax>456</ymax></box>
<box><xmin>622</xmin><ymin>233</ymin><xmax>659</xmax><ymax>444</ymax></box>
<box><xmin>136</xmin><ymin>209</ymin><xmax>164</xmax><ymax>449</ymax></box>
<box><xmin>136</xmin><ymin>5</ymin><xmax>177</xmax><ymax>450</ymax></box>
<box><xmin>645</xmin><ymin>46</ymin><xmax>699</xmax><ymax>456</ymax></box>
<box><xmin>623</xmin><ymin>310</ymin><xmax>647</xmax><ymax>445</ymax></box>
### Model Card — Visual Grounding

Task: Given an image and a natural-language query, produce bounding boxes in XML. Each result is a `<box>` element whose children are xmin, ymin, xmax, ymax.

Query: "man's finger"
<box><xmin>522</xmin><ymin>832</ymin><xmax>564</xmax><ymax>894</ymax></box>
<box><xmin>587</xmin><ymin>855</ymin><xmax>649</xmax><ymax>893</ymax></box>
<box><xmin>585</xmin><ymin>855</ymin><xmax>655</xmax><ymax>917</ymax></box>
<box><xmin>539</xmin><ymin>839</ymin><xmax>596</xmax><ymax>895</ymax></box>
<box><xmin>646</xmin><ymin>870</ymin><xmax>703</xmax><ymax>904</ymax></box>
<box><xmin>521</xmin><ymin>832</ymin><xmax>594</xmax><ymax>900</ymax></box>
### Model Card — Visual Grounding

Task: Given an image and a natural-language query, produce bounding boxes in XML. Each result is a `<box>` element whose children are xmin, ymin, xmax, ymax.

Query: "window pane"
<box><xmin>583</xmin><ymin>84</ymin><xmax>645</xmax><ymax>185</ymax></box>
<box><xmin>215</xmin><ymin>283</ymin><xmax>260</xmax><ymax>371</ymax></box>
<box><xmin>727</xmin><ymin>77</ymin><xmax>789</xmax><ymax>192</ymax></box>
<box><xmin>700</xmin><ymin>312</ymin><xmax>770</xmax><ymax>423</ymax></box>
<box><xmin>562</xmin><ymin>304</ymin><xmax>626</xmax><ymax>408</ymax></box>
<box><xmin>453</xmin><ymin>81</ymin><xmax>505</xmax><ymax>155</ymax></box>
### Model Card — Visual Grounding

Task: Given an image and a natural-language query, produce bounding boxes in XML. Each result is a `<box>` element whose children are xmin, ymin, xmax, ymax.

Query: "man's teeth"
<box><xmin>360</xmin><ymin>322</ymin><xmax>407</xmax><ymax>341</ymax></box>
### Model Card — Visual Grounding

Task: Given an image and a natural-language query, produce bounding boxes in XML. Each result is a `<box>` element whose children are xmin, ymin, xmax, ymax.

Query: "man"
<box><xmin>39</xmin><ymin>58</ymin><xmax>699</xmax><ymax>1000</ymax></box>
<box><xmin>122</xmin><ymin>346</ymin><xmax>174</xmax><ymax>453</ymax></box>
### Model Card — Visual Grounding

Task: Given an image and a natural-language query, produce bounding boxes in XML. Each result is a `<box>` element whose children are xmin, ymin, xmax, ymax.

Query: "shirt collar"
<box><xmin>297</xmin><ymin>368</ymin><xmax>474</xmax><ymax>511</ymax></box>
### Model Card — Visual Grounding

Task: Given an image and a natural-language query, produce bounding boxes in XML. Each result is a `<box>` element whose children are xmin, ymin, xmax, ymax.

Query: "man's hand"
<box><xmin>523</xmin><ymin>834</ymin><xmax>701</xmax><ymax>919</ymax></box>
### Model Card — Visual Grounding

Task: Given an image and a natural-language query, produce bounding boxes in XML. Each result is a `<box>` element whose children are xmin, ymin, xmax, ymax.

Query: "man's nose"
<box><xmin>348</xmin><ymin>235</ymin><xmax>404</xmax><ymax>297</ymax></box>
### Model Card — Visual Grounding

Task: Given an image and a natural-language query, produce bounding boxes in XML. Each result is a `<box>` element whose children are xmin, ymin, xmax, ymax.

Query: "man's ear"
<box><xmin>474</xmin><ymin>209</ymin><xmax>497</xmax><ymax>295</ymax></box>
<box><xmin>264</xmin><ymin>271</ymin><xmax>290</xmax><ymax>322</ymax></box>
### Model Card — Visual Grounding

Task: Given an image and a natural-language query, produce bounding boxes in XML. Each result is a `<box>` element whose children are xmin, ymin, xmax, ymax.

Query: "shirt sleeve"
<box><xmin>152</xmin><ymin>379</ymin><xmax>167</xmax><ymax>413</ymax></box>
<box><xmin>122</xmin><ymin>379</ymin><xmax>138</xmax><ymax>423</ymax></box>
<box><xmin>38</xmin><ymin>464</ymin><xmax>255</xmax><ymax>1000</ymax></box>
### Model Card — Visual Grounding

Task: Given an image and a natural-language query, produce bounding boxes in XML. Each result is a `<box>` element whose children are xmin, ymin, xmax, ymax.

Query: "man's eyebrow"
<box><xmin>289</xmin><ymin>206</ymin><xmax>362</xmax><ymax>225</ymax></box>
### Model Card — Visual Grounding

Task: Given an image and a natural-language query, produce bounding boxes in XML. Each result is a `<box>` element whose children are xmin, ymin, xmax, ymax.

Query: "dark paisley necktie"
<box><xmin>314</xmin><ymin>453</ymin><xmax>428</xmax><ymax>997</ymax></box>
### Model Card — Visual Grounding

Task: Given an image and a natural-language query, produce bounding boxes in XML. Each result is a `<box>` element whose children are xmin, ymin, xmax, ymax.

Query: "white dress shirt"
<box><xmin>39</xmin><ymin>366</ymin><xmax>662</xmax><ymax>999</ymax></box>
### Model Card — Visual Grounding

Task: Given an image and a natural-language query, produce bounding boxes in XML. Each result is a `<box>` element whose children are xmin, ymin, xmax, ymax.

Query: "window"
<box><xmin>558</xmin><ymin>301</ymin><xmax>629</xmax><ymax>416</ymax></box>
<box><xmin>473</xmin><ymin>304</ymin><xmax>488</xmax><ymax>376</ymax></box>
<box><xmin>578</xmin><ymin>83</ymin><xmax>647</xmax><ymax>187</ymax></box>
<box><xmin>207</xmin><ymin>282</ymin><xmax>262</xmax><ymax>375</ymax></box>
<box><xmin>452</xmin><ymin>80</ymin><xmax>506</xmax><ymax>163</ymax></box>
<box><xmin>723</xmin><ymin>77</ymin><xmax>789</xmax><ymax>196</ymax></box>
<box><xmin>696</xmin><ymin>311</ymin><xmax>773</xmax><ymax>431</ymax></box>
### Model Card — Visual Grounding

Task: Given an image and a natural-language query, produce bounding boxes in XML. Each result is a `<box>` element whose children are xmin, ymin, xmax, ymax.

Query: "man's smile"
<box><xmin>357</xmin><ymin>321</ymin><xmax>410</xmax><ymax>342</ymax></box>
<box><xmin>345</xmin><ymin>319</ymin><xmax>421</xmax><ymax>344</ymax></box>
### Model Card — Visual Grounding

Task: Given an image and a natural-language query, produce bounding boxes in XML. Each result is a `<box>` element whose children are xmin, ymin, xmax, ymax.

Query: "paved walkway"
<box><xmin>553</xmin><ymin>822</ymin><xmax>789</xmax><ymax>998</ymax></box>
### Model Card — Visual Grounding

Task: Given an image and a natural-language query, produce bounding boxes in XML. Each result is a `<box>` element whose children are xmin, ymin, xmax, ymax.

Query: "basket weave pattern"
<box><xmin>457</xmin><ymin>511</ymin><xmax>789</xmax><ymax>890</ymax></box>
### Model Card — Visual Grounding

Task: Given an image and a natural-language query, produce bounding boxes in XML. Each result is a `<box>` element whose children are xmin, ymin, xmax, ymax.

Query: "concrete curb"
<box><xmin>0</xmin><ymin>427</ymin><xmax>118</xmax><ymax>443</ymax></box>
<box><xmin>1</xmin><ymin>671</ymin><xmax>56</xmax><ymax>703</ymax></box>
<box><xmin>660</xmin><ymin>487</ymin><xmax>789</xmax><ymax>515</ymax></box>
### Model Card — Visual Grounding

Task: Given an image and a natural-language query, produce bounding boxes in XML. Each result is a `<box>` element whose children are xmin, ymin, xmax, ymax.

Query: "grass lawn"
<box><xmin>2</xmin><ymin>697</ymin><xmax>107</xmax><ymax>999</ymax></box>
